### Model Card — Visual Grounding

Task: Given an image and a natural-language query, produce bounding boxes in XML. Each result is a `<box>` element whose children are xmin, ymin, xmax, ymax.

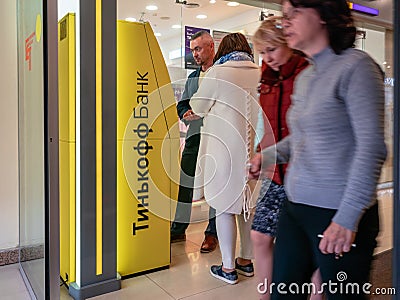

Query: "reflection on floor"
<box><xmin>0</xmin><ymin>264</ymin><xmax>31</xmax><ymax>300</ymax></box>
<box><xmin>20</xmin><ymin>258</ymin><xmax>44</xmax><ymax>299</ymax></box>
<box><xmin>0</xmin><ymin>218</ymin><xmax>394</xmax><ymax>300</ymax></box>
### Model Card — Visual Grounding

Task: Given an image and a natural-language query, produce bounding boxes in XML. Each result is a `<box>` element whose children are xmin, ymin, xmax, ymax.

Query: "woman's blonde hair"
<box><xmin>252</xmin><ymin>16</ymin><xmax>287</xmax><ymax>50</ymax></box>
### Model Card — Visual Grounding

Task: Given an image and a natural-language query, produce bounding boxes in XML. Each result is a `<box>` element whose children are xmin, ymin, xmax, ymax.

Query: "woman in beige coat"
<box><xmin>190</xmin><ymin>33</ymin><xmax>260</xmax><ymax>284</ymax></box>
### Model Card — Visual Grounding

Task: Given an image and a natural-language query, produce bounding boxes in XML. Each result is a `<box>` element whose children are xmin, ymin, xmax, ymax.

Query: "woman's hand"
<box><xmin>248</xmin><ymin>153</ymin><xmax>262</xmax><ymax>179</ymax></box>
<box><xmin>319</xmin><ymin>222</ymin><xmax>356</xmax><ymax>258</ymax></box>
<box><xmin>183</xmin><ymin>109</ymin><xmax>200</xmax><ymax>121</ymax></box>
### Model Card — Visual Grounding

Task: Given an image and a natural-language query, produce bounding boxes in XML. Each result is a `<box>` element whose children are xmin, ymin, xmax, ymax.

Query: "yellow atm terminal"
<box><xmin>116</xmin><ymin>21</ymin><xmax>180</xmax><ymax>276</ymax></box>
<box><xmin>59</xmin><ymin>15</ymin><xmax>180</xmax><ymax>283</ymax></box>
<box><xmin>59</xmin><ymin>13</ymin><xmax>76</xmax><ymax>285</ymax></box>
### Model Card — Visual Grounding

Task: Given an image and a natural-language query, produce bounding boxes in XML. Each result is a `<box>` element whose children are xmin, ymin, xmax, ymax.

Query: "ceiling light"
<box><xmin>155</xmin><ymin>32</ymin><xmax>162</xmax><ymax>37</ymax></box>
<box><xmin>210</xmin><ymin>0</ymin><xmax>216</xmax><ymax>3</ymax></box>
<box><xmin>196</xmin><ymin>14</ymin><xmax>207</xmax><ymax>19</ymax></box>
<box><xmin>172</xmin><ymin>24</ymin><xmax>182</xmax><ymax>29</ymax></box>
<box><xmin>125</xmin><ymin>17</ymin><xmax>137</xmax><ymax>22</ymax></box>
<box><xmin>227</xmin><ymin>1</ymin><xmax>240</xmax><ymax>6</ymax></box>
<box><xmin>146</xmin><ymin>5</ymin><xmax>158</xmax><ymax>11</ymax></box>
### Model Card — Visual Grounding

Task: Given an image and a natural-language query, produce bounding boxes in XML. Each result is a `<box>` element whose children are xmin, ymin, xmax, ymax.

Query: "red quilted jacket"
<box><xmin>258</xmin><ymin>54</ymin><xmax>308</xmax><ymax>185</ymax></box>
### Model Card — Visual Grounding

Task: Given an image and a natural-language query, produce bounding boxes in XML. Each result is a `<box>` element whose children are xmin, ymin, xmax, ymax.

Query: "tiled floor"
<box><xmin>0</xmin><ymin>193</ymin><xmax>394</xmax><ymax>300</ymax></box>
<box><xmin>0</xmin><ymin>221</ymin><xmax>259</xmax><ymax>300</ymax></box>
<box><xmin>0</xmin><ymin>264</ymin><xmax>31</xmax><ymax>300</ymax></box>
<box><xmin>62</xmin><ymin>221</ymin><xmax>261</xmax><ymax>300</ymax></box>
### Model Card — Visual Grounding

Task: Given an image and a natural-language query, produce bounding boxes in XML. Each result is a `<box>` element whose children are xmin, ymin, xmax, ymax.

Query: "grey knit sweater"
<box><xmin>262</xmin><ymin>47</ymin><xmax>387</xmax><ymax>231</ymax></box>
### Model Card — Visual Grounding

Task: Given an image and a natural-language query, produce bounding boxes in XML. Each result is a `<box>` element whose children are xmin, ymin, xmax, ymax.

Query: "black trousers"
<box><xmin>171</xmin><ymin>124</ymin><xmax>217</xmax><ymax>237</ymax></box>
<box><xmin>271</xmin><ymin>199</ymin><xmax>379</xmax><ymax>300</ymax></box>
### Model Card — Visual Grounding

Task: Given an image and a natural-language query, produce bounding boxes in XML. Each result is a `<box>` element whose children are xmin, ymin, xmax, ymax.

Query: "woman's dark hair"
<box><xmin>213</xmin><ymin>32</ymin><xmax>253</xmax><ymax>63</ymax></box>
<box><xmin>286</xmin><ymin>0</ymin><xmax>356</xmax><ymax>54</ymax></box>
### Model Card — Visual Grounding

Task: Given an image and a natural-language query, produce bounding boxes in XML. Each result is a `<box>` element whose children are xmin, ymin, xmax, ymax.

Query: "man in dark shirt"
<box><xmin>171</xmin><ymin>30</ymin><xmax>218</xmax><ymax>253</ymax></box>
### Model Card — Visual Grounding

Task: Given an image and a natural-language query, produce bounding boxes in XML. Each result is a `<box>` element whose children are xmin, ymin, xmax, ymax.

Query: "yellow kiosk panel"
<box><xmin>117</xmin><ymin>21</ymin><xmax>179</xmax><ymax>276</ymax></box>
<box><xmin>58</xmin><ymin>13</ymin><xmax>76</xmax><ymax>284</ymax></box>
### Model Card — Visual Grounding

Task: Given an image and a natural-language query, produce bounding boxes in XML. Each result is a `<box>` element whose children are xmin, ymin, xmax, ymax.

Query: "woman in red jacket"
<box><xmin>251</xmin><ymin>17</ymin><xmax>321</xmax><ymax>300</ymax></box>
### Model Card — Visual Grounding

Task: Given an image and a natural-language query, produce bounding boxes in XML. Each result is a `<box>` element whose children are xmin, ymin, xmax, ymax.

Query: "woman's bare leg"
<box><xmin>251</xmin><ymin>230</ymin><xmax>274</xmax><ymax>300</ymax></box>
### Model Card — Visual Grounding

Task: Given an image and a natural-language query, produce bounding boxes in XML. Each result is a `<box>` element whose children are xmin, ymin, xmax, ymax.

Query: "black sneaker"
<box><xmin>210</xmin><ymin>265</ymin><xmax>238</xmax><ymax>284</ymax></box>
<box><xmin>235</xmin><ymin>258</ymin><xmax>254</xmax><ymax>277</ymax></box>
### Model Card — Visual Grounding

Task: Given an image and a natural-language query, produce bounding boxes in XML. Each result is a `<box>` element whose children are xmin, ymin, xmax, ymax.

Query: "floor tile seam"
<box><xmin>171</xmin><ymin>248</ymin><xmax>223</xmax><ymax>261</ymax></box>
<box><xmin>176</xmin><ymin>283</ymin><xmax>228</xmax><ymax>300</ymax></box>
<box><xmin>144</xmin><ymin>274</ymin><xmax>176</xmax><ymax>299</ymax></box>
<box><xmin>145</xmin><ymin>250</ymin><xmax>224</xmax><ymax>300</ymax></box>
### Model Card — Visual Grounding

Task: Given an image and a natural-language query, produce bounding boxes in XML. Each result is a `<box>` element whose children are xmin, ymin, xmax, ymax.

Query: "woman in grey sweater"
<box><xmin>249</xmin><ymin>0</ymin><xmax>386</xmax><ymax>299</ymax></box>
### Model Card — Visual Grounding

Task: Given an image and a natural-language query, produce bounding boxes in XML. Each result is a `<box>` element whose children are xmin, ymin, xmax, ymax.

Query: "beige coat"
<box><xmin>190</xmin><ymin>60</ymin><xmax>260</xmax><ymax>214</ymax></box>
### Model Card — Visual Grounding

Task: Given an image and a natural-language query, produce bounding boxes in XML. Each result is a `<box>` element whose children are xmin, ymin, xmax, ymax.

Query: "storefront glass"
<box><xmin>117</xmin><ymin>1</ymin><xmax>394</xmax><ymax>185</ymax></box>
<box><xmin>17</xmin><ymin>0</ymin><xmax>45</xmax><ymax>299</ymax></box>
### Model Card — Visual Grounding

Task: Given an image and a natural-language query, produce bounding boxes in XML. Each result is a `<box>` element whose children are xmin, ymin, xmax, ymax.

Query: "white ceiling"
<box><xmin>116</xmin><ymin>0</ymin><xmax>284</xmax><ymax>68</ymax></box>
<box><xmin>113</xmin><ymin>0</ymin><xmax>390</xmax><ymax>69</ymax></box>
<box><xmin>117</xmin><ymin>0</ymin><xmax>280</xmax><ymax>42</ymax></box>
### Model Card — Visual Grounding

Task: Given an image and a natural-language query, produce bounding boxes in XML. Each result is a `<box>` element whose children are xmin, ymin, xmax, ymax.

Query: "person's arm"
<box><xmin>249</xmin><ymin>136</ymin><xmax>290</xmax><ymax>179</ymax></box>
<box><xmin>320</xmin><ymin>55</ymin><xmax>387</xmax><ymax>256</ymax></box>
<box><xmin>177</xmin><ymin>72</ymin><xmax>199</xmax><ymax>124</ymax></box>
<box><xmin>190</xmin><ymin>68</ymin><xmax>218</xmax><ymax>116</ymax></box>
<box><xmin>332</xmin><ymin>56</ymin><xmax>386</xmax><ymax>232</ymax></box>
<box><xmin>262</xmin><ymin>136</ymin><xmax>291</xmax><ymax>166</ymax></box>
<box><xmin>177</xmin><ymin>102</ymin><xmax>191</xmax><ymax>123</ymax></box>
